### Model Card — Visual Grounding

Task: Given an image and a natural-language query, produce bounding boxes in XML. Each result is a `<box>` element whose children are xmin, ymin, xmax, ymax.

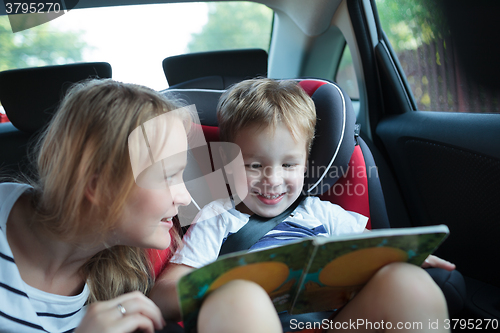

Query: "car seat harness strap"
<box><xmin>218</xmin><ymin>195</ymin><xmax>306</xmax><ymax>257</ymax></box>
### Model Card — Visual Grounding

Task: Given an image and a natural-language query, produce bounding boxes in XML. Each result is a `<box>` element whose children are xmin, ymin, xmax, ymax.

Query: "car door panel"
<box><xmin>377</xmin><ymin>111</ymin><xmax>500</xmax><ymax>319</ymax></box>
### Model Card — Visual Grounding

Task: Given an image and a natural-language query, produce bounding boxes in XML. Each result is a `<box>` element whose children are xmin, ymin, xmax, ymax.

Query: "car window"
<box><xmin>0</xmin><ymin>2</ymin><xmax>273</xmax><ymax>93</ymax></box>
<box><xmin>375</xmin><ymin>0</ymin><xmax>499</xmax><ymax>113</ymax></box>
<box><xmin>335</xmin><ymin>45</ymin><xmax>359</xmax><ymax>100</ymax></box>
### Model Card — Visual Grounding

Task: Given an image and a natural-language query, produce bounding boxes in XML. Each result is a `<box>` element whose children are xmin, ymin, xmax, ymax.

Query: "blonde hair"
<box><xmin>217</xmin><ymin>78</ymin><xmax>317</xmax><ymax>153</ymax></box>
<box><xmin>31</xmin><ymin>79</ymin><xmax>188</xmax><ymax>302</ymax></box>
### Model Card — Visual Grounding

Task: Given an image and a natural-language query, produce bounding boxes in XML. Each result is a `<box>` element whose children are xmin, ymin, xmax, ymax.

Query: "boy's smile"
<box><xmin>233</xmin><ymin>123</ymin><xmax>307</xmax><ymax>218</ymax></box>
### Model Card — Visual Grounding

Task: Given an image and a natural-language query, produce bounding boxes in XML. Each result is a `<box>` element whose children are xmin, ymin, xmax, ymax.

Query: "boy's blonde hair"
<box><xmin>31</xmin><ymin>79</ymin><xmax>190</xmax><ymax>303</ymax></box>
<box><xmin>217</xmin><ymin>78</ymin><xmax>316</xmax><ymax>153</ymax></box>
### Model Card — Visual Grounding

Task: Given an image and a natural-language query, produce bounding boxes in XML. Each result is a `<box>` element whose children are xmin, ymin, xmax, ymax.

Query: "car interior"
<box><xmin>1</xmin><ymin>0</ymin><xmax>499</xmax><ymax>330</ymax></box>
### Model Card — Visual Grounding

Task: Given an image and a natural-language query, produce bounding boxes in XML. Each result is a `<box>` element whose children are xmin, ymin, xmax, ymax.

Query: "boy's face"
<box><xmin>233</xmin><ymin>123</ymin><xmax>307</xmax><ymax>218</ymax></box>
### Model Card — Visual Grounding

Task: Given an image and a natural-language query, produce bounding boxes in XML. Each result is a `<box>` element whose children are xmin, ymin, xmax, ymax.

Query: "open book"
<box><xmin>177</xmin><ymin>225</ymin><xmax>449</xmax><ymax>327</ymax></box>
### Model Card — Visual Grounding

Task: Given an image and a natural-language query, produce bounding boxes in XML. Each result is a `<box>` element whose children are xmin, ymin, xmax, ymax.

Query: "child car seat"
<box><xmin>163</xmin><ymin>78</ymin><xmax>399</xmax><ymax>230</ymax></box>
<box><xmin>163</xmin><ymin>76</ymin><xmax>466</xmax><ymax>317</ymax></box>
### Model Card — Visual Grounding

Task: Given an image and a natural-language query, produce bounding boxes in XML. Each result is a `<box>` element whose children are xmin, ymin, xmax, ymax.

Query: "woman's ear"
<box><xmin>84</xmin><ymin>175</ymin><xmax>100</xmax><ymax>205</ymax></box>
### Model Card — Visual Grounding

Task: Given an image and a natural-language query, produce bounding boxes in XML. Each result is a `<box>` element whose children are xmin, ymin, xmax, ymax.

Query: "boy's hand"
<box><xmin>421</xmin><ymin>255</ymin><xmax>456</xmax><ymax>271</ymax></box>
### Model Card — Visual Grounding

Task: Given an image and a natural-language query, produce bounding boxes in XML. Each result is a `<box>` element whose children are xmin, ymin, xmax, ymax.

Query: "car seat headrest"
<box><xmin>300</xmin><ymin>79</ymin><xmax>357</xmax><ymax>195</ymax></box>
<box><xmin>162</xmin><ymin>88</ymin><xmax>223</xmax><ymax>126</ymax></box>
<box><xmin>163</xmin><ymin>49</ymin><xmax>267</xmax><ymax>89</ymax></box>
<box><xmin>0</xmin><ymin>62</ymin><xmax>112</xmax><ymax>134</ymax></box>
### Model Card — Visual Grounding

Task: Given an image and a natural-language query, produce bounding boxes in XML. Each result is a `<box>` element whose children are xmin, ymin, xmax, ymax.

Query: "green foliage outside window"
<box><xmin>375</xmin><ymin>0</ymin><xmax>498</xmax><ymax>113</ymax></box>
<box><xmin>376</xmin><ymin>0</ymin><xmax>448</xmax><ymax>52</ymax></box>
<box><xmin>187</xmin><ymin>2</ymin><xmax>273</xmax><ymax>53</ymax></box>
<box><xmin>0</xmin><ymin>16</ymin><xmax>86</xmax><ymax>71</ymax></box>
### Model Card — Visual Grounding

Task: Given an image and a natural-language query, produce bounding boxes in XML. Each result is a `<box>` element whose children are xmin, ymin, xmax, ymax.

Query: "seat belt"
<box><xmin>217</xmin><ymin>194</ymin><xmax>334</xmax><ymax>332</ymax></box>
<box><xmin>218</xmin><ymin>195</ymin><xmax>305</xmax><ymax>257</ymax></box>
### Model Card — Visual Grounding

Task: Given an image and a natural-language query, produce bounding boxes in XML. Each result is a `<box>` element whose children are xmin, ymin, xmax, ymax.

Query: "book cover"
<box><xmin>177</xmin><ymin>225</ymin><xmax>449</xmax><ymax>327</ymax></box>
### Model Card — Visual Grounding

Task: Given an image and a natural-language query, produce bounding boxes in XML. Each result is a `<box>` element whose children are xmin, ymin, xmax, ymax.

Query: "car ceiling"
<box><xmin>1</xmin><ymin>0</ymin><xmax>343</xmax><ymax>37</ymax></box>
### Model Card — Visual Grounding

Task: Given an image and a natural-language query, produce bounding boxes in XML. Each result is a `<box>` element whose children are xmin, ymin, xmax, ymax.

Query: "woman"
<box><xmin>0</xmin><ymin>79</ymin><xmax>281</xmax><ymax>333</ymax></box>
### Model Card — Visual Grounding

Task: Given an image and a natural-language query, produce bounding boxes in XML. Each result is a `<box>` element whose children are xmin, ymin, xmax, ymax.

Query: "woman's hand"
<box><xmin>421</xmin><ymin>254</ymin><xmax>456</xmax><ymax>271</ymax></box>
<box><xmin>75</xmin><ymin>291</ymin><xmax>166</xmax><ymax>333</ymax></box>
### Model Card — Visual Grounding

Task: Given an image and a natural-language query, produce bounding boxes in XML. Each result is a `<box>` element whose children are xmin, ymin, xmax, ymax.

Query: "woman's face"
<box><xmin>114</xmin><ymin>116</ymin><xmax>191</xmax><ymax>249</ymax></box>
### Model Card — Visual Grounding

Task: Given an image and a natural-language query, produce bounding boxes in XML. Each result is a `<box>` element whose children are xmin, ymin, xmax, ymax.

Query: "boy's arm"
<box><xmin>149</xmin><ymin>263</ymin><xmax>194</xmax><ymax>321</ymax></box>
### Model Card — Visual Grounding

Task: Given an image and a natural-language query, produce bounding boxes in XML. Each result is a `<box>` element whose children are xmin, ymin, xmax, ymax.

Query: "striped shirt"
<box><xmin>0</xmin><ymin>183</ymin><xmax>88</xmax><ymax>333</ymax></box>
<box><xmin>171</xmin><ymin>196</ymin><xmax>368</xmax><ymax>268</ymax></box>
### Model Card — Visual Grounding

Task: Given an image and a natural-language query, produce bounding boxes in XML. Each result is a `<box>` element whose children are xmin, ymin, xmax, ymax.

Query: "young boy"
<box><xmin>152</xmin><ymin>78</ymin><xmax>454</xmax><ymax>333</ymax></box>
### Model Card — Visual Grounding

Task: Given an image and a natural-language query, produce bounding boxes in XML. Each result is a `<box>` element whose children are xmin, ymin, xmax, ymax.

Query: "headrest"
<box><xmin>0</xmin><ymin>62</ymin><xmax>112</xmax><ymax>134</ymax></box>
<box><xmin>163</xmin><ymin>49</ymin><xmax>267</xmax><ymax>89</ymax></box>
<box><xmin>162</xmin><ymin>78</ymin><xmax>357</xmax><ymax>196</ymax></box>
<box><xmin>299</xmin><ymin>80</ymin><xmax>356</xmax><ymax>194</ymax></box>
<box><xmin>162</xmin><ymin>88</ymin><xmax>223</xmax><ymax>126</ymax></box>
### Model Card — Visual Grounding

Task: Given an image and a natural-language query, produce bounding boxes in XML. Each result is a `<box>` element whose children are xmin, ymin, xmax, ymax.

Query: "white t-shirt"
<box><xmin>0</xmin><ymin>183</ymin><xmax>89</xmax><ymax>333</ymax></box>
<box><xmin>171</xmin><ymin>196</ymin><xmax>368</xmax><ymax>268</ymax></box>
